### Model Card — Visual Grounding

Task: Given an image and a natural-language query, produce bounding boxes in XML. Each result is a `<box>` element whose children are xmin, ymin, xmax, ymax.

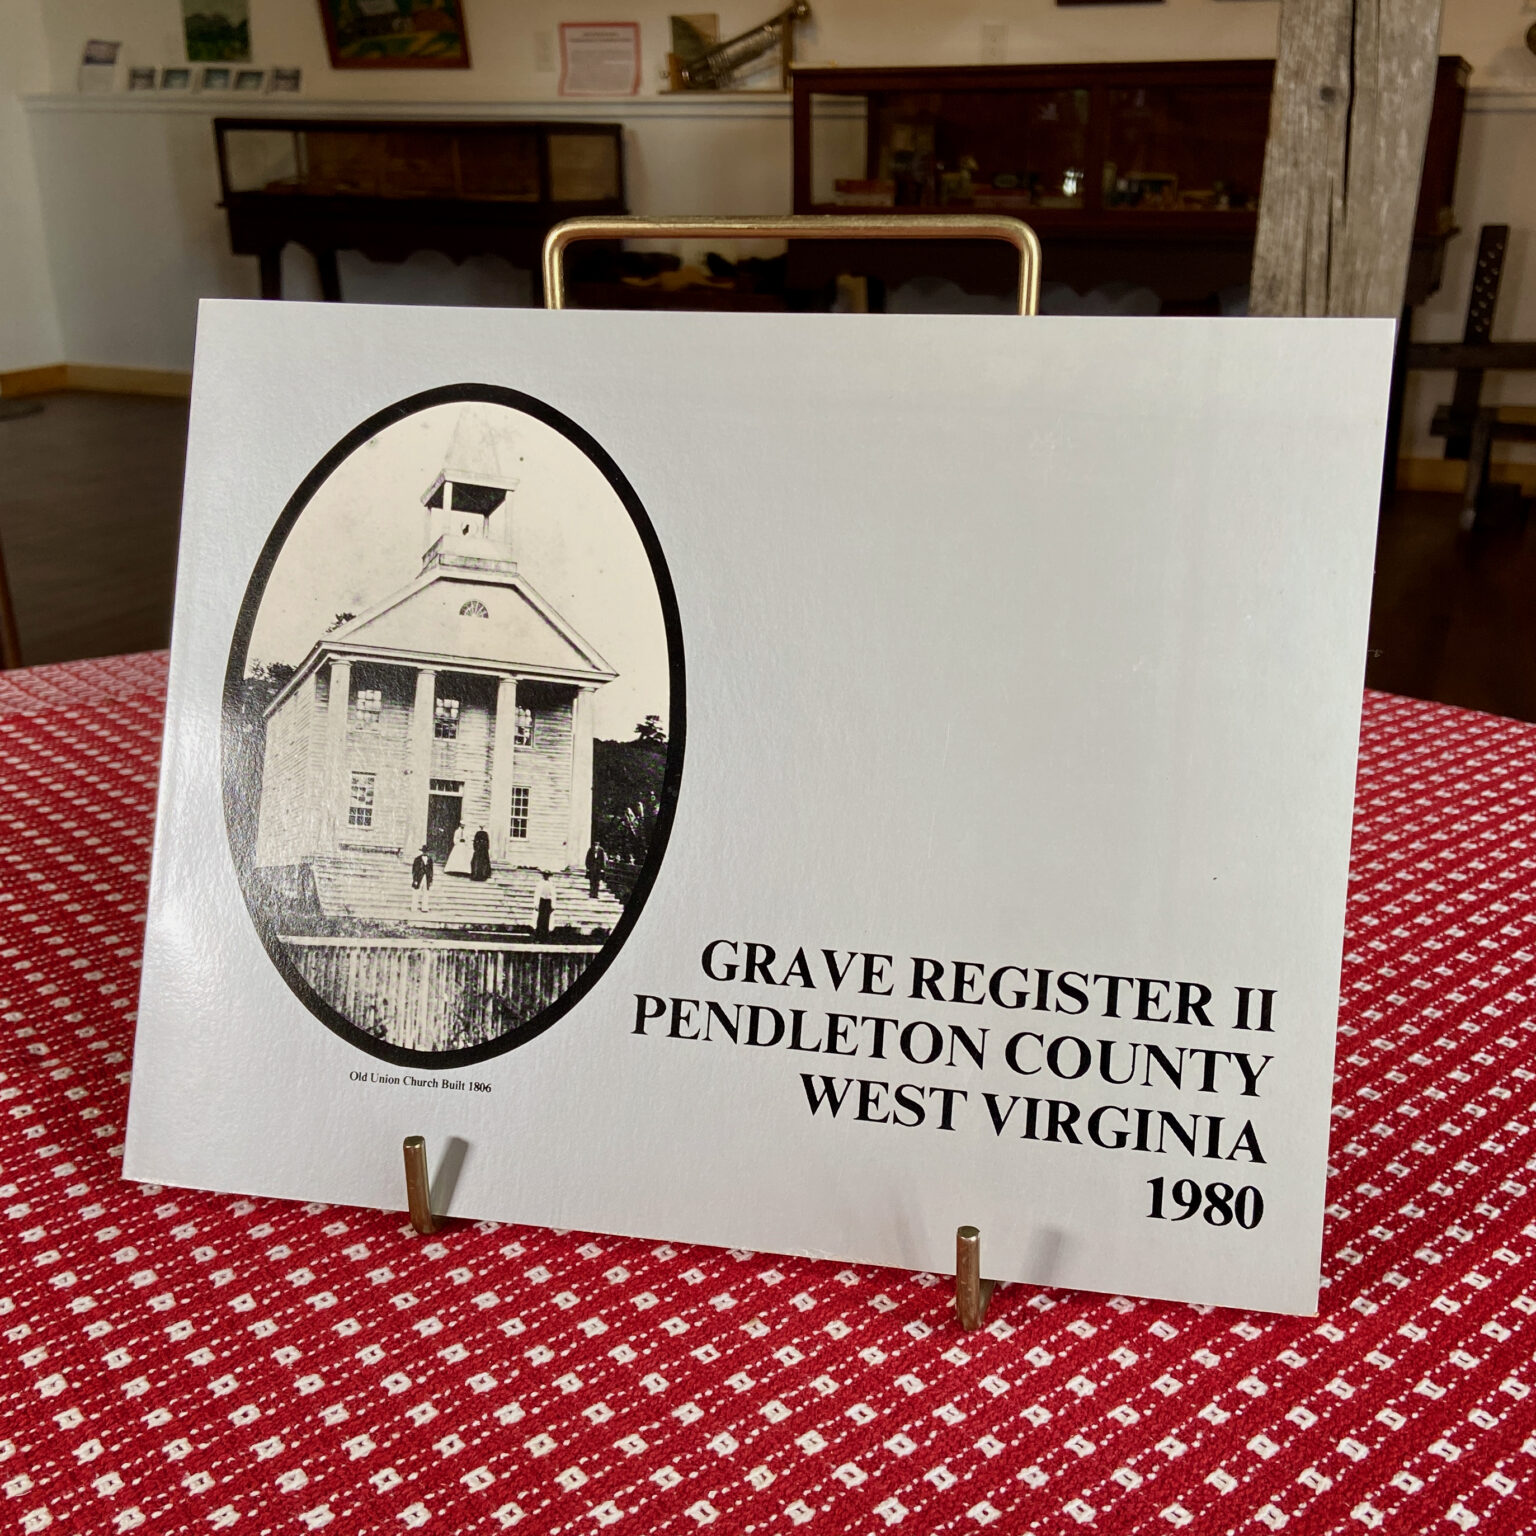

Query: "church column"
<box><xmin>567</xmin><ymin>686</ymin><xmax>594</xmax><ymax>870</ymax></box>
<box><xmin>488</xmin><ymin>674</ymin><xmax>518</xmax><ymax>861</ymax></box>
<box><xmin>325</xmin><ymin>658</ymin><xmax>352</xmax><ymax>849</ymax></box>
<box><xmin>406</xmin><ymin>667</ymin><xmax>437</xmax><ymax>855</ymax></box>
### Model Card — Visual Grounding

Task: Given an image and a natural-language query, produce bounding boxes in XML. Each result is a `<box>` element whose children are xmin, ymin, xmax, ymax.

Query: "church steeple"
<box><xmin>420</xmin><ymin>407</ymin><xmax>521</xmax><ymax>574</ymax></box>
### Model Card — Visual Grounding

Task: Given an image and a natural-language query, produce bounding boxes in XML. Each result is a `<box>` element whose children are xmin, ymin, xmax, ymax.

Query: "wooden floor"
<box><xmin>0</xmin><ymin>391</ymin><xmax>187</xmax><ymax>667</ymax></box>
<box><xmin>1365</xmin><ymin>488</ymin><xmax>1536</xmax><ymax>725</ymax></box>
<box><xmin>1</xmin><ymin>391</ymin><xmax>1534</xmax><ymax>724</ymax></box>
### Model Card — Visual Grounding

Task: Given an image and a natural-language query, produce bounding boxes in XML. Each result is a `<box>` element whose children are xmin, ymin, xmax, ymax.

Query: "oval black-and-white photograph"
<box><xmin>222</xmin><ymin>386</ymin><xmax>683</xmax><ymax>1067</ymax></box>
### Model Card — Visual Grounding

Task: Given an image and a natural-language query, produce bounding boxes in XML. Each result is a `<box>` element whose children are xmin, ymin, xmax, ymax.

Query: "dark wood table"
<box><xmin>214</xmin><ymin>117</ymin><xmax>628</xmax><ymax>304</ymax></box>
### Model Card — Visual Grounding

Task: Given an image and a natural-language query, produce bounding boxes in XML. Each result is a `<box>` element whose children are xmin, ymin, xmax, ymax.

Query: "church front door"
<box><xmin>426</xmin><ymin>781</ymin><xmax>463</xmax><ymax>864</ymax></box>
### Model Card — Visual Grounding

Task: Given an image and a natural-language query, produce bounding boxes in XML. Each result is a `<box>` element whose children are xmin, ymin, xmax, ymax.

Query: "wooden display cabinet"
<box><xmin>214</xmin><ymin>117</ymin><xmax>626</xmax><ymax>303</ymax></box>
<box><xmin>791</xmin><ymin>59</ymin><xmax>1468</xmax><ymax>310</ymax></box>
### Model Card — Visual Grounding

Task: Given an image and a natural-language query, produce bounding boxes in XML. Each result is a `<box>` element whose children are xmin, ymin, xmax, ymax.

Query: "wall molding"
<box><xmin>1463</xmin><ymin>79</ymin><xmax>1536</xmax><ymax>113</ymax></box>
<box><xmin>0</xmin><ymin>364</ymin><xmax>191</xmax><ymax>399</ymax></box>
<box><xmin>0</xmin><ymin>364</ymin><xmax>68</xmax><ymax>398</ymax></box>
<box><xmin>22</xmin><ymin>92</ymin><xmax>795</xmax><ymax>123</ymax></box>
<box><xmin>23</xmin><ymin>78</ymin><xmax>1536</xmax><ymax>123</ymax></box>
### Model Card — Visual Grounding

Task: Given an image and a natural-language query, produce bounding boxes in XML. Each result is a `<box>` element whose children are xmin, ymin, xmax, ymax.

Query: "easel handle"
<box><xmin>542</xmin><ymin>214</ymin><xmax>1041</xmax><ymax>315</ymax></box>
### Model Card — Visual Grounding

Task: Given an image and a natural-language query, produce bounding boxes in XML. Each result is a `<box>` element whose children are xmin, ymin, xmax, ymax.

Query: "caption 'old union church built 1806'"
<box><xmin>252</xmin><ymin>414</ymin><xmax>625</xmax><ymax>934</ymax></box>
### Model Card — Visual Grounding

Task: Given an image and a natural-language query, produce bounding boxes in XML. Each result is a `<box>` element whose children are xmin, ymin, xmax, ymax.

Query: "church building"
<box><xmin>252</xmin><ymin>412</ymin><xmax>619</xmax><ymax>926</ymax></box>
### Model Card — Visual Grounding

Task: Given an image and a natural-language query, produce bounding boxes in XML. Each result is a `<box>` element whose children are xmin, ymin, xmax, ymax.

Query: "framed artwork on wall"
<box><xmin>316</xmin><ymin>0</ymin><xmax>471</xmax><ymax>69</ymax></box>
<box><xmin>182</xmin><ymin>1</ymin><xmax>252</xmax><ymax>63</ymax></box>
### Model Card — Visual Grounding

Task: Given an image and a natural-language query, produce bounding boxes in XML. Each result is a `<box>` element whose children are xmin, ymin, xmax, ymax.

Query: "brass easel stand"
<box><xmin>541</xmin><ymin>214</ymin><xmax>1041</xmax><ymax>317</ymax></box>
<box><xmin>402</xmin><ymin>1135</ymin><xmax>441</xmax><ymax>1235</ymax></box>
<box><xmin>955</xmin><ymin>1225</ymin><xmax>996</xmax><ymax>1330</ymax></box>
<box><xmin>399</xmin><ymin>211</ymin><xmax>1039</xmax><ymax>1314</ymax></box>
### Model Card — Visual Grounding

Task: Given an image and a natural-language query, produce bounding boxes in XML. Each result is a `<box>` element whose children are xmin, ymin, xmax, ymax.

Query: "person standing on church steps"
<box><xmin>445</xmin><ymin>823</ymin><xmax>472</xmax><ymax>876</ymax></box>
<box><xmin>411</xmin><ymin>845</ymin><xmax>433</xmax><ymax>913</ymax></box>
<box><xmin>535</xmin><ymin>871</ymin><xmax>556</xmax><ymax>939</ymax></box>
<box><xmin>585</xmin><ymin>841</ymin><xmax>608</xmax><ymax>899</ymax></box>
<box><xmin>470</xmin><ymin>826</ymin><xmax>491</xmax><ymax>882</ymax></box>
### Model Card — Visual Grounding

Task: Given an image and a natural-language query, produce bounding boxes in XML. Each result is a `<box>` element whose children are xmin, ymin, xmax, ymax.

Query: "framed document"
<box><xmin>559</xmin><ymin>22</ymin><xmax>642</xmax><ymax>96</ymax></box>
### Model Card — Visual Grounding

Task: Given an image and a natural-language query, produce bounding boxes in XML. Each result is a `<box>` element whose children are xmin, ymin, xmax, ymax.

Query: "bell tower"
<box><xmin>420</xmin><ymin>407</ymin><xmax>521</xmax><ymax>575</ymax></box>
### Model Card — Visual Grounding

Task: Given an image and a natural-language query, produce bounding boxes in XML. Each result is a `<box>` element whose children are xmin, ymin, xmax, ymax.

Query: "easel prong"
<box><xmin>403</xmin><ymin>1135</ymin><xmax>441</xmax><ymax>1235</ymax></box>
<box><xmin>955</xmin><ymin>1224</ymin><xmax>996</xmax><ymax>1331</ymax></box>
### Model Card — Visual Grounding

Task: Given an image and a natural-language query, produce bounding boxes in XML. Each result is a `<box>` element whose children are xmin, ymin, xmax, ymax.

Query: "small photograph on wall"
<box><xmin>160</xmin><ymin>66</ymin><xmax>193</xmax><ymax>90</ymax></box>
<box><xmin>234</xmin><ymin>68</ymin><xmax>266</xmax><ymax>92</ymax></box>
<box><xmin>79</xmin><ymin>39</ymin><xmax>120</xmax><ymax>94</ymax></box>
<box><xmin>268</xmin><ymin>66</ymin><xmax>303</xmax><ymax>92</ymax></box>
<box><xmin>317</xmin><ymin>0</ymin><xmax>471</xmax><ymax>69</ymax></box>
<box><xmin>127</xmin><ymin>66</ymin><xmax>159</xmax><ymax>91</ymax></box>
<box><xmin>223</xmin><ymin>390</ymin><xmax>681</xmax><ymax>1067</ymax></box>
<box><xmin>182</xmin><ymin>1</ymin><xmax>252</xmax><ymax>62</ymax></box>
<box><xmin>197</xmin><ymin>65</ymin><xmax>233</xmax><ymax>91</ymax></box>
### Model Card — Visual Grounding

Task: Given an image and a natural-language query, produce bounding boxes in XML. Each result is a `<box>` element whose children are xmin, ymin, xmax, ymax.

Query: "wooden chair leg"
<box><xmin>316</xmin><ymin>248</ymin><xmax>343</xmax><ymax>303</ymax></box>
<box><xmin>258</xmin><ymin>247</ymin><xmax>283</xmax><ymax>300</ymax></box>
<box><xmin>1445</xmin><ymin>226</ymin><xmax>1507</xmax><ymax>461</ymax></box>
<box><xmin>1459</xmin><ymin>411</ymin><xmax>1495</xmax><ymax>533</ymax></box>
<box><xmin>0</xmin><ymin>538</ymin><xmax>24</xmax><ymax>670</ymax></box>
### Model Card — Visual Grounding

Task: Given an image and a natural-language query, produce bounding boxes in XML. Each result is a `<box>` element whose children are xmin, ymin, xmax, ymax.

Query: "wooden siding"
<box><xmin>341</xmin><ymin>664</ymin><xmax>414</xmax><ymax>853</ymax></box>
<box><xmin>256</xmin><ymin>663</ymin><xmax>584</xmax><ymax>872</ymax></box>
<box><xmin>430</xmin><ymin>673</ymin><xmax>496</xmax><ymax>835</ymax></box>
<box><xmin>508</xmin><ymin>688</ymin><xmax>574</xmax><ymax>869</ymax></box>
<box><xmin>254</xmin><ymin>674</ymin><xmax>317</xmax><ymax>867</ymax></box>
<box><xmin>284</xmin><ymin>937</ymin><xmax>596</xmax><ymax>1053</ymax></box>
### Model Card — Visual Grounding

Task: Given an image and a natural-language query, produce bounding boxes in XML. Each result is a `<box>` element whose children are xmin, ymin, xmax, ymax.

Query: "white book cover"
<box><xmin>125</xmin><ymin>300</ymin><xmax>1394</xmax><ymax>1315</ymax></box>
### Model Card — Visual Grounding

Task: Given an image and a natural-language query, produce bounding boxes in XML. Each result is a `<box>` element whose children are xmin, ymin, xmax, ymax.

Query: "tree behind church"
<box><xmin>224</xmin><ymin>660</ymin><xmax>297</xmax><ymax>875</ymax></box>
<box><xmin>592</xmin><ymin>718</ymin><xmax>668</xmax><ymax>901</ymax></box>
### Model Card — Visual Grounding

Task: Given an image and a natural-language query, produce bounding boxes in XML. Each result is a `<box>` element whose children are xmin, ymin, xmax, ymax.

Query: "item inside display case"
<box><xmin>808</xmin><ymin>79</ymin><xmax>1271</xmax><ymax>214</ymax></box>
<box><xmin>218</xmin><ymin>122</ymin><xmax>622</xmax><ymax>205</ymax></box>
<box><xmin>793</xmin><ymin>59</ymin><xmax>1466</xmax><ymax>322</ymax></box>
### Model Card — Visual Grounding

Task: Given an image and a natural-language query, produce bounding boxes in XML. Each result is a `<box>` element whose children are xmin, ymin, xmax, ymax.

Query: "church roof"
<box><xmin>266</xmin><ymin>404</ymin><xmax>615</xmax><ymax>717</ymax></box>
<box><xmin>264</xmin><ymin>562</ymin><xmax>616</xmax><ymax>717</ymax></box>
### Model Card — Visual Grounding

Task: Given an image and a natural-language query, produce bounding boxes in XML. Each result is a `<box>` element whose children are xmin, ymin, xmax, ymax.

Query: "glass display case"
<box><xmin>792</xmin><ymin>59</ymin><xmax>1467</xmax><ymax>308</ymax></box>
<box><xmin>214</xmin><ymin>117</ymin><xmax>626</xmax><ymax>301</ymax></box>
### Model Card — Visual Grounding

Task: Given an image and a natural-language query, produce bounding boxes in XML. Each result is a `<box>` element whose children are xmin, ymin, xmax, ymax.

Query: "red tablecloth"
<box><xmin>1</xmin><ymin>652</ymin><xmax>1533</xmax><ymax>1536</ymax></box>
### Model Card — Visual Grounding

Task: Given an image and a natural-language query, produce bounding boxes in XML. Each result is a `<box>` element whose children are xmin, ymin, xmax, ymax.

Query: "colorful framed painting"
<box><xmin>317</xmin><ymin>0</ymin><xmax>471</xmax><ymax>69</ymax></box>
<box><xmin>182</xmin><ymin>2</ymin><xmax>251</xmax><ymax>63</ymax></box>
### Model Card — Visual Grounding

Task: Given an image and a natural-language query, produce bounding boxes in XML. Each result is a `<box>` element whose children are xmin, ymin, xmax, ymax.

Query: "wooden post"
<box><xmin>1251</xmin><ymin>0</ymin><xmax>1444</xmax><ymax>318</ymax></box>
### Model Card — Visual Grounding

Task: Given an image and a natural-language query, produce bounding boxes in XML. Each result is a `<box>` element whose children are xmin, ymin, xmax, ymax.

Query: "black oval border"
<box><xmin>221</xmin><ymin>383</ymin><xmax>686</xmax><ymax>1069</ymax></box>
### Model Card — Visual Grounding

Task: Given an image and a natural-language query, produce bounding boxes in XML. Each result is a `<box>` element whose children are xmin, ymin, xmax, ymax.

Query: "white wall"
<box><xmin>0</xmin><ymin>0</ymin><xmax>61</xmax><ymax>370</ymax></box>
<box><xmin>37</xmin><ymin>0</ymin><xmax>1292</xmax><ymax>97</ymax></box>
<box><xmin>1406</xmin><ymin>84</ymin><xmax>1536</xmax><ymax>465</ymax></box>
<box><xmin>30</xmin><ymin>0</ymin><xmax>1536</xmax><ymax>96</ymax></box>
<box><xmin>23</xmin><ymin>93</ymin><xmax>795</xmax><ymax>371</ymax></box>
<box><xmin>15</xmin><ymin>0</ymin><xmax>1536</xmax><ymax>462</ymax></box>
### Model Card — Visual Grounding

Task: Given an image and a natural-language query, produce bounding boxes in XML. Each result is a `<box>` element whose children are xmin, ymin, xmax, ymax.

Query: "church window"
<box><xmin>515</xmin><ymin>705</ymin><xmax>534</xmax><ymax>746</ymax></box>
<box><xmin>509</xmin><ymin>786</ymin><xmax>530</xmax><ymax>841</ymax></box>
<box><xmin>354</xmin><ymin>688</ymin><xmax>382</xmax><ymax>729</ymax></box>
<box><xmin>434</xmin><ymin>696</ymin><xmax>460</xmax><ymax>739</ymax></box>
<box><xmin>459</xmin><ymin>599</ymin><xmax>489</xmax><ymax>618</ymax></box>
<box><xmin>347</xmin><ymin>773</ymin><xmax>375</xmax><ymax>828</ymax></box>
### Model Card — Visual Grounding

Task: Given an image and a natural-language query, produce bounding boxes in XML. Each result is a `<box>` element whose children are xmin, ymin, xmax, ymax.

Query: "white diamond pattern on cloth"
<box><xmin>0</xmin><ymin>657</ymin><xmax>1532</xmax><ymax>1533</ymax></box>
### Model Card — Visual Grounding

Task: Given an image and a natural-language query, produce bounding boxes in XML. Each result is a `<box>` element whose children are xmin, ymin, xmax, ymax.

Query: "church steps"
<box><xmin>305</xmin><ymin>855</ymin><xmax>623</xmax><ymax>935</ymax></box>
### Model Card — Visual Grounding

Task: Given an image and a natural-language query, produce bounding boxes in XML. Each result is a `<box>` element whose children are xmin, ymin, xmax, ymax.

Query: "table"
<box><xmin>1</xmin><ymin>652</ymin><xmax>1532</xmax><ymax>1534</ymax></box>
<box><xmin>213</xmin><ymin>118</ymin><xmax>627</xmax><ymax>306</ymax></box>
